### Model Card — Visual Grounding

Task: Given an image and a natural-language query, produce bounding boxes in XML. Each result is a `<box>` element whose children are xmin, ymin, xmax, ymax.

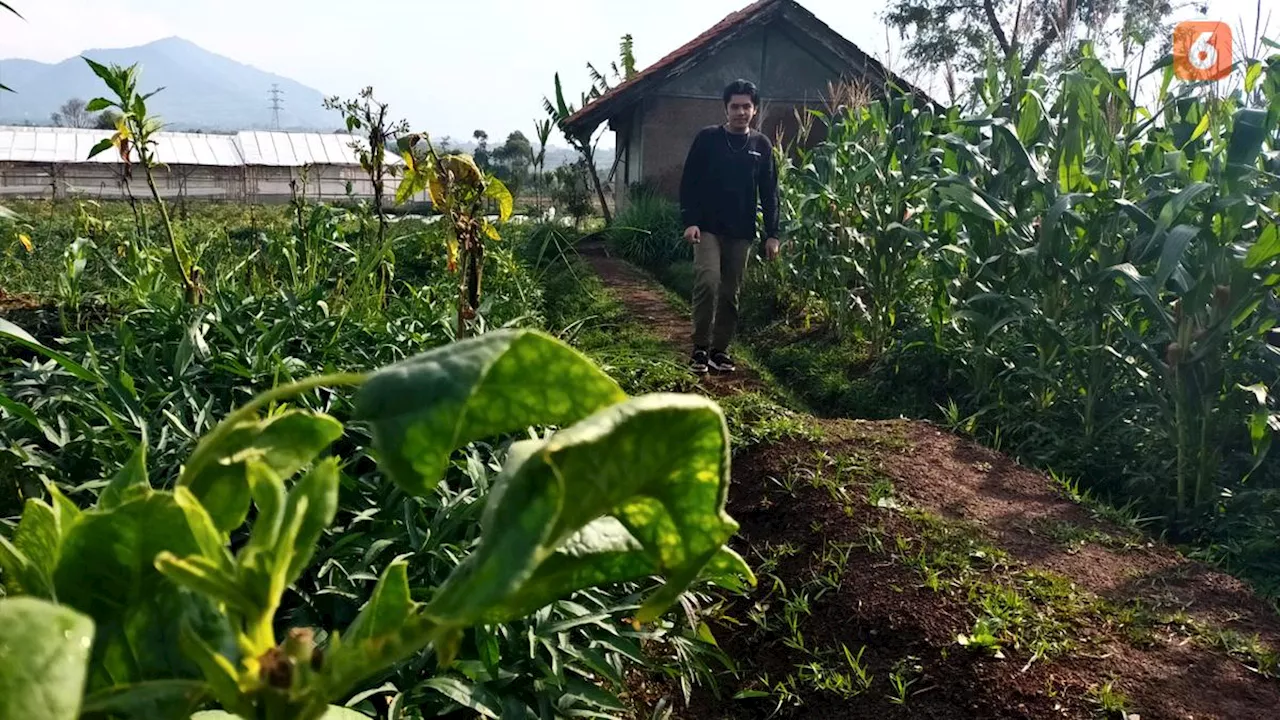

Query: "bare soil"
<box><xmin>579</xmin><ymin>241</ymin><xmax>1280</xmax><ymax>720</ymax></box>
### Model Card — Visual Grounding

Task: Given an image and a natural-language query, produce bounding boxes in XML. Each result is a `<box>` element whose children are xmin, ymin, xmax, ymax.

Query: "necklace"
<box><xmin>723</xmin><ymin>125</ymin><xmax>750</xmax><ymax>153</ymax></box>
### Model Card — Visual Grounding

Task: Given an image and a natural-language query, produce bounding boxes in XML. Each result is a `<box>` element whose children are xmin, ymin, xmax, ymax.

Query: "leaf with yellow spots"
<box><xmin>422</xmin><ymin>392</ymin><xmax>755</xmax><ymax>635</ymax></box>
<box><xmin>352</xmin><ymin>329</ymin><xmax>627</xmax><ymax>497</ymax></box>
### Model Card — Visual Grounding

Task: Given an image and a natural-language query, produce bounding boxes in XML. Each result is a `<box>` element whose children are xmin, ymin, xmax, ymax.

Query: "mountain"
<box><xmin>0</xmin><ymin>37</ymin><xmax>340</xmax><ymax>131</ymax></box>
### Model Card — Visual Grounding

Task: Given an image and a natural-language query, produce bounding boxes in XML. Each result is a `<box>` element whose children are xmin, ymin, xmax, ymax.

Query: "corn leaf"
<box><xmin>0</xmin><ymin>597</ymin><xmax>95</xmax><ymax>720</ymax></box>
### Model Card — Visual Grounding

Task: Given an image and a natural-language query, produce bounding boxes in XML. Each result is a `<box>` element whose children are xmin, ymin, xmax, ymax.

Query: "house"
<box><xmin>561</xmin><ymin>0</ymin><xmax>938</xmax><ymax>213</ymax></box>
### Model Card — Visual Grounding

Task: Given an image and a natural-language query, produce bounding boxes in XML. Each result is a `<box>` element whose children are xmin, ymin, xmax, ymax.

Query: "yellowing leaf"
<box><xmin>18</xmin><ymin>233</ymin><xmax>32</xmax><ymax>253</ymax></box>
<box><xmin>483</xmin><ymin>177</ymin><xmax>514</xmax><ymax>222</ymax></box>
<box><xmin>481</xmin><ymin>222</ymin><xmax>500</xmax><ymax>241</ymax></box>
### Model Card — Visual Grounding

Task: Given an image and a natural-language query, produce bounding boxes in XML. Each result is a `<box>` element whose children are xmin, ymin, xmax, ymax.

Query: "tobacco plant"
<box><xmin>395</xmin><ymin>134</ymin><xmax>514</xmax><ymax>338</ymax></box>
<box><xmin>84</xmin><ymin>58</ymin><xmax>202</xmax><ymax>304</ymax></box>
<box><xmin>0</xmin><ymin>328</ymin><xmax>754</xmax><ymax>720</ymax></box>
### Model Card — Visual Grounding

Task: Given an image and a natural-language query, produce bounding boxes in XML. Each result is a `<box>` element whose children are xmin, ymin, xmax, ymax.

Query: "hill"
<box><xmin>0</xmin><ymin>37</ymin><xmax>340</xmax><ymax>131</ymax></box>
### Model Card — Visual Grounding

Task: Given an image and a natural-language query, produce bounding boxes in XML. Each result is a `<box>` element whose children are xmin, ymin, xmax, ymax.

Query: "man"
<box><xmin>679</xmin><ymin>78</ymin><xmax>780</xmax><ymax>376</ymax></box>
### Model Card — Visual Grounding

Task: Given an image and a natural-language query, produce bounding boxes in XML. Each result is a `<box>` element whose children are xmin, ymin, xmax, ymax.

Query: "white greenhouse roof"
<box><xmin>0</xmin><ymin>126</ymin><xmax>401</xmax><ymax>168</ymax></box>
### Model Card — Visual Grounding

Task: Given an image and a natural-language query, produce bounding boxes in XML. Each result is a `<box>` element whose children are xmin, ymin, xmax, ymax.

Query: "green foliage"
<box><xmin>0</xmin><ymin>597</ymin><xmax>95</xmax><ymax>720</ymax></box>
<box><xmin>733</xmin><ymin>41</ymin><xmax>1280</xmax><ymax>594</ymax></box>
<box><xmin>82</xmin><ymin>58</ymin><xmax>201</xmax><ymax>304</ymax></box>
<box><xmin>608</xmin><ymin>185</ymin><xmax>691</xmax><ymax>270</ymax></box>
<box><xmin>0</xmin><ymin>329</ymin><xmax>753</xmax><ymax>720</ymax></box>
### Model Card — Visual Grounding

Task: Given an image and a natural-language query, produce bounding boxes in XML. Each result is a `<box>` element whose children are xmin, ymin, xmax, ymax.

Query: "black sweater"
<box><xmin>678</xmin><ymin>125</ymin><xmax>780</xmax><ymax>243</ymax></box>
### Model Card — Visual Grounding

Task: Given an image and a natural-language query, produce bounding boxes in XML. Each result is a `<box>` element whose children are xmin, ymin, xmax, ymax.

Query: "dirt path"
<box><xmin>578</xmin><ymin>241</ymin><xmax>1280</xmax><ymax>720</ymax></box>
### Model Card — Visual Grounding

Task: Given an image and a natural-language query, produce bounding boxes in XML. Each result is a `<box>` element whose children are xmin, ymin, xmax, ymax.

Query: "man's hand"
<box><xmin>765</xmin><ymin>237</ymin><xmax>780</xmax><ymax>261</ymax></box>
<box><xmin>683</xmin><ymin>226</ymin><xmax>701</xmax><ymax>244</ymax></box>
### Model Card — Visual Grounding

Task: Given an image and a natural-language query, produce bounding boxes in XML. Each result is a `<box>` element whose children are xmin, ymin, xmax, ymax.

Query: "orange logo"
<box><xmin>1173</xmin><ymin>21</ymin><xmax>1233</xmax><ymax>81</ymax></box>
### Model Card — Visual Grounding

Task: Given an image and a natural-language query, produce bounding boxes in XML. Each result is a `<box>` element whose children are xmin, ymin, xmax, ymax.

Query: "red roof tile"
<box><xmin>561</xmin><ymin>0</ymin><xmax>936</xmax><ymax>134</ymax></box>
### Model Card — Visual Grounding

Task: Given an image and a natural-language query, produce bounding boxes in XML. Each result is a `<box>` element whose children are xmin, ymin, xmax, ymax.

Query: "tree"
<box><xmin>95</xmin><ymin>108</ymin><xmax>121</xmax><ymax>130</ymax></box>
<box><xmin>882</xmin><ymin>0</ymin><xmax>1180</xmax><ymax>77</ymax></box>
<box><xmin>472</xmin><ymin>129</ymin><xmax>491</xmax><ymax>171</ymax></box>
<box><xmin>489</xmin><ymin>131</ymin><xmax>533</xmax><ymax>198</ymax></box>
<box><xmin>544</xmin><ymin>33</ymin><xmax>639</xmax><ymax>226</ymax></box>
<box><xmin>51</xmin><ymin>97</ymin><xmax>95</xmax><ymax>128</ymax></box>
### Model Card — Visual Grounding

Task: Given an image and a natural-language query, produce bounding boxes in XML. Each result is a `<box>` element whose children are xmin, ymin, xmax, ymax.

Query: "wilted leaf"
<box><xmin>0</xmin><ymin>597</ymin><xmax>95</xmax><ymax>720</ymax></box>
<box><xmin>483</xmin><ymin>177</ymin><xmax>514</xmax><ymax>221</ymax></box>
<box><xmin>352</xmin><ymin>329</ymin><xmax>626</xmax><ymax>496</ymax></box>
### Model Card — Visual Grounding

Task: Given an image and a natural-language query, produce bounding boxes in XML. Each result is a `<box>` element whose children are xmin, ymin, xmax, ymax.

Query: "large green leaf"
<box><xmin>177</xmin><ymin>409</ymin><xmax>343</xmax><ymax>533</ymax></box>
<box><xmin>53</xmin><ymin>493</ymin><xmax>237</xmax><ymax>693</ymax></box>
<box><xmin>352</xmin><ymin>329</ymin><xmax>627</xmax><ymax>496</ymax></box>
<box><xmin>424</xmin><ymin>393</ymin><xmax>755</xmax><ymax>629</ymax></box>
<box><xmin>1227</xmin><ymin>108</ymin><xmax>1269</xmax><ymax>167</ymax></box>
<box><xmin>284</xmin><ymin>457</ymin><xmax>340</xmax><ymax>585</ymax></box>
<box><xmin>0</xmin><ymin>597</ymin><xmax>95</xmax><ymax>720</ymax></box>
<box><xmin>1154</xmin><ymin>224</ymin><xmax>1199</xmax><ymax>290</ymax></box>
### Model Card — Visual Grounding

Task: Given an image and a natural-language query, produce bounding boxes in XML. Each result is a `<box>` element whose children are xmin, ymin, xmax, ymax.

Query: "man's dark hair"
<box><xmin>722</xmin><ymin>79</ymin><xmax>759</xmax><ymax>107</ymax></box>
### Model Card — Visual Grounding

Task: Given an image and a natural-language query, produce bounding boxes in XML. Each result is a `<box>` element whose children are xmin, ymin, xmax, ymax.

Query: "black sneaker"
<box><xmin>709</xmin><ymin>350</ymin><xmax>735</xmax><ymax>373</ymax></box>
<box><xmin>690</xmin><ymin>348</ymin><xmax>709</xmax><ymax>375</ymax></box>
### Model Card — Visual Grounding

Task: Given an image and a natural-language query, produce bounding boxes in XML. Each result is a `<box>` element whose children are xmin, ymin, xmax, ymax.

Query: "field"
<box><xmin>2</xmin><ymin>42</ymin><xmax>1280</xmax><ymax>720</ymax></box>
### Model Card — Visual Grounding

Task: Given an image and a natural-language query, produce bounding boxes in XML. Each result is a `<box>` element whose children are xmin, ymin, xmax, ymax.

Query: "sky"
<box><xmin>0</xmin><ymin>0</ymin><xmax>1272</xmax><ymax>147</ymax></box>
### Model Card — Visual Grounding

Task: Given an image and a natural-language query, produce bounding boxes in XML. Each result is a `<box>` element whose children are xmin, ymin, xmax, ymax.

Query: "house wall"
<box><xmin>629</xmin><ymin>21</ymin><xmax>862</xmax><ymax>205</ymax></box>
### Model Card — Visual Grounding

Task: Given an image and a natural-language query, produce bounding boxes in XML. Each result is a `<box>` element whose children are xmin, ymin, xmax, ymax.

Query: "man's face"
<box><xmin>725</xmin><ymin>94</ymin><xmax>756</xmax><ymax>131</ymax></box>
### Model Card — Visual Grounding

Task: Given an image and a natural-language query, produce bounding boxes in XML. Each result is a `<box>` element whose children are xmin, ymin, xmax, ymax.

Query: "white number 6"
<box><xmin>1189</xmin><ymin>31</ymin><xmax>1218</xmax><ymax>70</ymax></box>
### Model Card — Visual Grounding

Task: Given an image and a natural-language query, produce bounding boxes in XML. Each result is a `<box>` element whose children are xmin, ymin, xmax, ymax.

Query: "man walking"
<box><xmin>679</xmin><ymin>78</ymin><xmax>780</xmax><ymax>376</ymax></box>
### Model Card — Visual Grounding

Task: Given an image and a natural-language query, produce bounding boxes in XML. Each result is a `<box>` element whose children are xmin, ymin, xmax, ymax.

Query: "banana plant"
<box><xmin>83</xmin><ymin>58</ymin><xmax>202</xmax><ymax>304</ymax></box>
<box><xmin>0</xmin><ymin>329</ymin><xmax>755</xmax><ymax>720</ymax></box>
<box><xmin>395</xmin><ymin>133</ymin><xmax>514</xmax><ymax>338</ymax></box>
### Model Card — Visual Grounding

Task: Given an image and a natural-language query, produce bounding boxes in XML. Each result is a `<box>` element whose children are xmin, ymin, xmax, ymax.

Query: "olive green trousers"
<box><xmin>692</xmin><ymin>231</ymin><xmax>752</xmax><ymax>351</ymax></box>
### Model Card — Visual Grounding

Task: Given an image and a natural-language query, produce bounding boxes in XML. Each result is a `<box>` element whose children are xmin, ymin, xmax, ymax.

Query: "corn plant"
<box><xmin>764</xmin><ymin>37</ymin><xmax>1280</xmax><ymax>553</ymax></box>
<box><xmin>83</xmin><ymin>58</ymin><xmax>202</xmax><ymax>304</ymax></box>
<box><xmin>395</xmin><ymin>134</ymin><xmax>514</xmax><ymax>338</ymax></box>
<box><xmin>0</xmin><ymin>328</ymin><xmax>755</xmax><ymax>720</ymax></box>
<box><xmin>776</xmin><ymin>92</ymin><xmax>940</xmax><ymax>353</ymax></box>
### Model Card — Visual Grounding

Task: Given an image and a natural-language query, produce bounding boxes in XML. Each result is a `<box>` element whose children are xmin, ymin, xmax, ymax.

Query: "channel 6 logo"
<box><xmin>1173</xmin><ymin>21</ymin><xmax>1233</xmax><ymax>81</ymax></box>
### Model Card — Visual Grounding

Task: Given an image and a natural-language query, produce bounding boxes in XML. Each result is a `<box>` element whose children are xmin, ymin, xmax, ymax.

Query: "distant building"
<box><xmin>561</xmin><ymin>0</ymin><xmax>938</xmax><ymax>212</ymax></box>
<box><xmin>0</xmin><ymin>125</ymin><xmax>428</xmax><ymax>205</ymax></box>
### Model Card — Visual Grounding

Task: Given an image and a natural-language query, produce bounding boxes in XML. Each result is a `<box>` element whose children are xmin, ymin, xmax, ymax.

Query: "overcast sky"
<box><xmin>0</xmin><ymin>0</ymin><xmax>1270</xmax><ymax>146</ymax></box>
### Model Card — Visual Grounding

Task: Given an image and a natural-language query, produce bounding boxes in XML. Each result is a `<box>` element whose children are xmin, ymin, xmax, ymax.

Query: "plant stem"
<box><xmin>138</xmin><ymin>142</ymin><xmax>196</xmax><ymax>303</ymax></box>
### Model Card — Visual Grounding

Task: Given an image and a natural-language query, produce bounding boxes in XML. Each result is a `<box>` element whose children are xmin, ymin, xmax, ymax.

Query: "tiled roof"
<box><xmin>561</xmin><ymin>0</ymin><xmax>938</xmax><ymax>134</ymax></box>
